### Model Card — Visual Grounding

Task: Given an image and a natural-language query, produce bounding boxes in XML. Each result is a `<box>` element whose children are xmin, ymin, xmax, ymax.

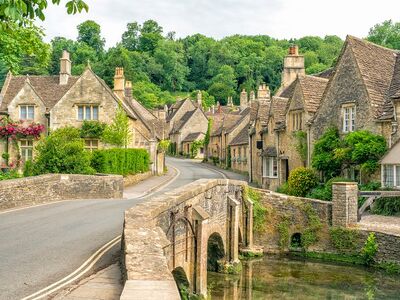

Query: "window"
<box><xmin>383</xmin><ymin>165</ymin><xmax>400</xmax><ymax>188</ymax></box>
<box><xmin>84</xmin><ymin>139</ymin><xmax>99</xmax><ymax>152</ymax></box>
<box><xmin>20</xmin><ymin>105</ymin><xmax>35</xmax><ymax>120</ymax></box>
<box><xmin>263</xmin><ymin>157</ymin><xmax>278</xmax><ymax>178</ymax></box>
<box><xmin>77</xmin><ymin>105</ymin><xmax>99</xmax><ymax>120</ymax></box>
<box><xmin>291</xmin><ymin>111</ymin><xmax>303</xmax><ymax>131</ymax></box>
<box><xmin>20</xmin><ymin>140</ymin><xmax>33</xmax><ymax>162</ymax></box>
<box><xmin>343</xmin><ymin>105</ymin><xmax>356</xmax><ymax>133</ymax></box>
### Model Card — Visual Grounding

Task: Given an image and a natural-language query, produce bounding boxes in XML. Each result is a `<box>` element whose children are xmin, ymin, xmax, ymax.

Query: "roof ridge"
<box><xmin>346</xmin><ymin>35</ymin><xmax>399</xmax><ymax>54</ymax></box>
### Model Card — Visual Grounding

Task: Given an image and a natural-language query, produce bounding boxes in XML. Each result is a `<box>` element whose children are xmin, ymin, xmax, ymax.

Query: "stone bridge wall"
<box><xmin>121</xmin><ymin>179</ymin><xmax>247</xmax><ymax>299</ymax></box>
<box><xmin>0</xmin><ymin>174</ymin><xmax>123</xmax><ymax>210</ymax></box>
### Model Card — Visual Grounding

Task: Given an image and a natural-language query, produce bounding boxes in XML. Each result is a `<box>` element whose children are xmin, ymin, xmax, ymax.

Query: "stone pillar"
<box><xmin>149</xmin><ymin>139</ymin><xmax>157</xmax><ymax>175</ymax></box>
<box><xmin>246</xmin><ymin>199</ymin><xmax>254</xmax><ymax>248</ymax></box>
<box><xmin>195</xmin><ymin>219</ymin><xmax>208</xmax><ymax>297</ymax></box>
<box><xmin>332</xmin><ymin>182</ymin><xmax>358</xmax><ymax>227</ymax></box>
<box><xmin>228</xmin><ymin>196</ymin><xmax>240</xmax><ymax>262</ymax></box>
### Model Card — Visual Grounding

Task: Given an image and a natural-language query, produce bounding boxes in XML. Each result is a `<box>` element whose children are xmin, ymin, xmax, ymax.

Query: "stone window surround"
<box><xmin>76</xmin><ymin>104</ymin><xmax>100</xmax><ymax>121</ymax></box>
<box><xmin>262</xmin><ymin>156</ymin><xmax>278</xmax><ymax>178</ymax></box>
<box><xmin>19</xmin><ymin>104</ymin><xmax>35</xmax><ymax>121</ymax></box>
<box><xmin>84</xmin><ymin>139</ymin><xmax>99</xmax><ymax>152</ymax></box>
<box><xmin>290</xmin><ymin>109</ymin><xmax>303</xmax><ymax>131</ymax></box>
<box><xmin>341</xmin><ymin>103</ymin><xmax>356</xmax><ymax>133</ymax></box>
<box><xmin>20</xmin><ymin>139</ymin><xmax>33</xmax><ymax>162</ymax></box>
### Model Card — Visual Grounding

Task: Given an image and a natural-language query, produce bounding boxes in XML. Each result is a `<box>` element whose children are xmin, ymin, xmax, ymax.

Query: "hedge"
<box><xmin>91</xmin><ymin>148</ymin><xmax>150</xmax><ymax>176</ymax></box>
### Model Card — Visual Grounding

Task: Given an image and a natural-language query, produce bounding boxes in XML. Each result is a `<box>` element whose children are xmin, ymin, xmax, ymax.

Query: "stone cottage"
<box><xmin>311</xmin><ymin>36</ymin><xmax>400</xmax><ymax>184</ymax></box>
<box><xmin>0</xmin><ymin>51</ymin><xmax>165</xmax><ymax>174</ymax></box>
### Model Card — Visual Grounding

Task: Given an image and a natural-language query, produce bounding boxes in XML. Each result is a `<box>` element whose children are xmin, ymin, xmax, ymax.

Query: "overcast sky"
<box><xmin>39</xmin><ymin>0</ymin><xmax>399</xmax><ymax>48</ymax></box>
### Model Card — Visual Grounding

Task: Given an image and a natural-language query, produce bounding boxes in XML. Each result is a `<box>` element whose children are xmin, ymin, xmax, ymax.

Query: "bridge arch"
<box><xmin>207</xmin><ymin>232</ymin><xmax>225</xmax><ymax>272</ymax></box>
<box><xmin>172</xmin><ymin>267</ymin><xmax>190</xmax><ymax>298</ymax></box>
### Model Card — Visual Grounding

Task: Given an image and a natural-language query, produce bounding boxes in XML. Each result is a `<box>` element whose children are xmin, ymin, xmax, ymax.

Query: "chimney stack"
<box><xmin>125</xmin><ymin>81</ymin><xmax>132</xmax><ymax>101</ymax></box>
<box><xmin>281</xmin><ymin>44</ymin><xmax>305</xmax><ymax>89</ymax></box>
<box><xmin>250</xmin><ymin>90</ymin><xmax>256</xmax><ymax>102</ymax></box>
<box><xmin>59</xmin><ymin>50</ymin><xmax>71</xmax><ymax>85</ymax></box>
<box><xmin>257</xmin><ymin>84</ymin><xmax>270</xmax><ymax>100</ymax></box>
<box><xmin>113</xmin><ymin>67</ymin><xmax>125</xmax><ymax>100</ymax></box>
<box><xmin>197</xmin><ymin>90</ymin><xmax>202</xmax><ymax>108</ymax></box>
<box><xmin>227</xmin><ymin>96</ymin><xmax>233</xmax><ymax>107</ymax></box>
<box><xmin>240</xmin><ymin>89</ymin><xmax>248</xmax><ymax>110</ymax></box>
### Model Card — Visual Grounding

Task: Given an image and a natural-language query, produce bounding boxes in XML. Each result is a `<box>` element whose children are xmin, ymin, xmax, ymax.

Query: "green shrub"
<box><xmin>245</xmin><ymin>187</ymin><xmax>267</xmax><ymax>232</ymax></box>
<box><xmin>287</xmin><ymin>167</ymin><xmax>318</xmax><ymax>197</ymax></box>
<box><xmin>329</xmin><ymin>227</ymin><xmax>359</xmax><ymax>254</ymax></box>
<box><xmin>23</xmin><ymin>160</ymin><xmax>35</xmax><ymax>177</ymax></box>
<box><xmin>276</xmin><ymin>182</ymin><xmax>290</xmax><ymax>194</ymax></box>
<box><xmin>359</xmin><ymin>181</ymin><xmax>381</xmax><ymax>191</ymax></box>
<box><xmin>80</xmin><ymin>120</ymin><xmax>106</xmax><ymax>138</ymax></box>
<box><xmin>307</xmin><ymin>177</ymin><xmax>353</xmax><ymax>201</ymax></box>
<box><xmin>361</xmin><ymin>232</ymin><xmax>378</xmax><ymax>266</ymax></box>
<box><xmin>0</xmin><ymin>169</ymin><xmax>20</xmax><ymax>180</ymax></box>
<box><xmin>91</xmin><ymin>148</ymin><xmax>150</xmax><ymax>175</ymax></box>
<box><xmin>32</xmin><ymin>127</ymin><xmax>94</xmax><ymax>175</ymax></box>
<box><xmin>372</xmin><ymin>197</ymin><xmax>400</xmax><ymax>216</ymax></box>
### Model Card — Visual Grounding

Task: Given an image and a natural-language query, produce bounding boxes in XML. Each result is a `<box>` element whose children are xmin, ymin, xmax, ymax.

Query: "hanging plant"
<box><xmin>0</xmin><ymin>116</ymin><xmax>45</xmax><ymax>140</ymax></box>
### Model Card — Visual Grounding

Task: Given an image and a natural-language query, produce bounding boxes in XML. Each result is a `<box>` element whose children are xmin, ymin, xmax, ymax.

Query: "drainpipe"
<box><xmin>249</xmin><ymin>132</ymin><xmax>252</xmax><ymax>183</ymax></box>
<box><xmin>306</xmin><ymin>123</ymin><xmax>311</xmax><ymax>168</ymax></box>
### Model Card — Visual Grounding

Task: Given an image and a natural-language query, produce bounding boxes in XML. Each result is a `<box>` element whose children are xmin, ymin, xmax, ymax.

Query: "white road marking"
<box><xmin>20</xmin><ymin>163</ymin><xmax>181</xmax><ymax>299</ymax></box>
<box><xmin>21</xmin><ymin>235</ymin><xmax>121</xmax><ymax>300</ymax></box>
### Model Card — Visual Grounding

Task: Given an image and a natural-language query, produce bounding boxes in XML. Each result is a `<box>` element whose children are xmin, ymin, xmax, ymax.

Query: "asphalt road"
<box><xmin>0</xmin><ymin>158</ymin><xmax>245</xmax><ymax>300</ymax></box>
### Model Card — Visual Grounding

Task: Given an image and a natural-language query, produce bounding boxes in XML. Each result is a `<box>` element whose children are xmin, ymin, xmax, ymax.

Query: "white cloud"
<box><xmin>38</xmin><ymin>0</ymin><xmax>400</xmax><ymax>48</ymax></box>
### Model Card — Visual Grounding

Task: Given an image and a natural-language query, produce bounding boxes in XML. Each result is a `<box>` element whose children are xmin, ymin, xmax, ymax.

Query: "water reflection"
<box><xmin>207</xmin><ymin>256</ymin><xmax>400</xmax><ymax>300</ymax></box>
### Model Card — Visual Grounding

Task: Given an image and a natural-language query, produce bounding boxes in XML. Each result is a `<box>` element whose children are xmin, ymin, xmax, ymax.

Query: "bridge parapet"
<box><xmin>121</xmin><ymin>179</ymin><xmax>250</xmax><ymax>299</ymax></box>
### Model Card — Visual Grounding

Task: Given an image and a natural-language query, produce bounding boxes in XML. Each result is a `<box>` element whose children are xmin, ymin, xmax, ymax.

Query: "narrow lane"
<box><xmin>0</xmin><ymin>158</ymin><xmax>245</xmax><ymax>299</ymax></box>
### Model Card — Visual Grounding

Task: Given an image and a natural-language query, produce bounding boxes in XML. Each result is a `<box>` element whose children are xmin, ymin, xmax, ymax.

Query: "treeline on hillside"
<box><xmin>1</xmin><ymin>19</ymin><xmax>399</xmax><ymax>109</ymax></box>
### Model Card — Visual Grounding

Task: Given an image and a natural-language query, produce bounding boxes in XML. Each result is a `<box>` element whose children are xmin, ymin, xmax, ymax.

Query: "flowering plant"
<box><xmin>0</xmin><ymin>116</ymin><xmax>45</xmax><ymax>139</ymax></box>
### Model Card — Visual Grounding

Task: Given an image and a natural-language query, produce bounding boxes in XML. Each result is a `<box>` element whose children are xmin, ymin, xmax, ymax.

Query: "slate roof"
<box><xmin>298</xmin><ymin>76</ymin><xmax>329</xmax><ymax>113</ymax></box>
<box><xmin>279</xmin><ymin>80</ymin><xmax>297</xmax><ymax>99</ymax></box>
<box><xmin>166</xmin><ymin>99</ymin><xmax>192</xmax><ymax>122</ymax></box>
<box><xmin>182</xmin><ymin>132</ymin><xmax>205</xmax><ymax>142</ymax></box>
<box><xmin>0</xmin><ymin>74</ymin><xmax>79</xmax><ymax>111</ymax></box>
<box><xmin>229</xmin><ymin>126</ymin><xmax>248</xmax><ymax>146</ymax></box>
<box><xmin>261</xmin><ymin>146</ymin><xmax>277</xmax><ymax>157</ymax></box>
<box><xmin>346</xmin><ymin>35</ymin><xmax>398</xmax><ymax>119</ymax></box>
<box><xmin>314</xmin><ymin>68</ymin><xmax>334</xmax><ymax>79</ymax></box>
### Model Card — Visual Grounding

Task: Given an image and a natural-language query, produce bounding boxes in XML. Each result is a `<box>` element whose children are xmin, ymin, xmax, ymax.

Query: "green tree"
<box><xmin>208</xmin><ymin>65</ymin><xmax>237</xmax><ymax>105</ymax></box>
<box><xmin>0</xmin><ymin>0</ymin><xmax>88</xmax><ymax>25</ymax></box>
<box><xmin>102</xmin><ymin>105</ymin><xmax>131</xmax><ymax>148</ymax></box>
<box><xmin>139</xmin><ymin>20</ymin><xmax>163</xmax><ymax>53</ymax></box>
<box><xmin>190</xmin><ymin>90</ymin><xmax>215</xmax><ymax>108</ymax></box>
<box><xmin>121</xmin><ymin>22</ymin><xmax>141</xmax><ymax>51</ymax></box>
<box><xmin>312</xmin><ymin>127</ymin><xmax>342</xmax><ymax>180</ymax></box>
<box><xmin>77</xmin><ymin>20</ymin><xmax>105</xmax><ymax>54</ymax></box>
<box><xmin>0</xmin><ymin>23</ymin><xmax>50</xmax><ymax>75</ymax></box>
<box><xmin>131</xmin><ymin>80</ymin><xmax>174</xmax><ymax>109</ymax></box>
<box><xmin>32</xmin><ymin>127</ymin><xmax>94</xmax><ymax>175</ymax></box>
<box><xmin>367</xmin><ymin>20</ymin><xmax>400</xmax><ymax>50</ymax></box>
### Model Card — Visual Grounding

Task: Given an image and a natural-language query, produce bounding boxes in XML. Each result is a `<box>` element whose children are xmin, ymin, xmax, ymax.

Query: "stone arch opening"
<box><xmin>207</xmin><ymin>232</ymin><xmax>225</xmax><ymax>272</ymax></box>
<box><xmin>172</xmin><ymin>267</ymin><xmax>190</xmax><ymax>297</ymax></box>
<box><xmin>290</xmin><ymin>232</ymin><xmax>302</xmax><ymax>249</ymax></box>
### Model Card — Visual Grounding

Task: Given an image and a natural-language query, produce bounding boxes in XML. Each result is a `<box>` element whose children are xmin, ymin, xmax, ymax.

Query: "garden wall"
<box><xmin>0</xmin><ymin>174</ymin><xmax>123</xmax><ymax>210</ymax></box>
<box><xmin>123</xmin><ymin>171</ymin><xmax>152</xmax><ymax>187</ymax></box>
<box><xmin>252</xmin><ymin>188</ymin><xmax>333</xmax><ymax>253</ymax></box>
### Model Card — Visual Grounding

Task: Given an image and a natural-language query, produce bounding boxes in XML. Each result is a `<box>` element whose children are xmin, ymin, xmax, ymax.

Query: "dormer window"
<box><xmin>342</xmin><ymin>104</ymin><xmax>356</xmax><ymax>133</ymax></box>
<box><xmin>20</xmin><ymin>105</ymin><xmax>34</xmax><ymax>120</ymax></box>
<box><xmin>77</xmin><ymin>105</ymin><xmax>99</xmax><ymax>121</ymax></box>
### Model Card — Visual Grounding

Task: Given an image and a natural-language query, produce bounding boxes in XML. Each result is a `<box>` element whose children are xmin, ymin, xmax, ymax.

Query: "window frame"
<box><xmin>77</xmin><ymin>105</ymin><xmax>99</xmax><ymax>121</ymax></box>
<box><xmin>263</xmin><ymin>156</ymin><xmax>278</xmax><ymax>178</ymax></box>
<box><xmin>19</xmin><ymin>105</ymin><xmax>35</xmax><ymax>121</ymax></box>
<box><xmin>84</xmin><ymin>139</ymin><xmax>99</xmax><ymax>152</ymax></box>
<box><xmin>342</xmin><ymin>104</ymin><xmax>356</xmax><ymax>133</ymax></box>
<box><xmin>20</xmin><ymin>139</ymin><xmax>34</xmax><ymax>162</ymax></box>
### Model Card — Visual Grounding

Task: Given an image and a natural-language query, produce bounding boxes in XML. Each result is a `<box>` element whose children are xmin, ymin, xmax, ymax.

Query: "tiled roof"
<box><xmin>279</xmin><ymin>80</ymin><xmax>297</xmax><ymax>99</ymax></box>
<box><xmin>182</xmin><ymin>132</ymin><xmax>205</xmax><ymax>142</ymax></box>
<box><xmin>270</xmin><ymin>96</ymin><xmax>289</xmax><ymax>124</ymax></box>
<box><xmin>171</xmin><ymin>110</ymin><xmax>195</xmax><ymax>133</ymax></box>
<box><xmin>0</xmin><ymin>74</ymin><xmax>79</xmax><ymax>111</ymax></box>
<box><xmin>229</xmin><ymin>126</ymin><xmax>248</xmax><ymax>146</ymax></box>
<box><xmin>257</xmin><ymin>100</ymin><xmax>271</xmax><ymax>124</ymax></box>
<box><xmin>314</xmin><ymin>68</ymin><xmax>334</xmax><ymax>79</ymax></box>
<box><xmin>261</xmin><ymin>146</ymin><xmax>277</xmax><ymax>157</ymax></box>
<box><xmin>210</xmin><ymin>114</ymin><xmax>225</xmax><ymax>136</ymax></box>
<box><xmin>167</xmin><ymin>98</ymin><xmax>192</xmax><ymax>122</ymax></box>
<box><xmin>347</xmin><ymin>35</ymin><xmax>398</xmax><ymax>119</ymax></box>
<box><xmin>298</xmin><ymin>76</ymin><xmax>329</xmax><ymax>113</ymax></box>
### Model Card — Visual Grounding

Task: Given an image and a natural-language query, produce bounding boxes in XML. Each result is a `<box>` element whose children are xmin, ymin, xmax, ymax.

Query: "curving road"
<box><xmin>0</xmin><ymin>158</ymin><xmax>245</xmax><ymax>299</ymax></box>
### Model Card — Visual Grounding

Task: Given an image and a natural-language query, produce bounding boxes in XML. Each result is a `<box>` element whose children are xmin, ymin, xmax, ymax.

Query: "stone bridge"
<box><xmin>121</xmin><ymin>179</ymin><xmax>256</xmax><ymax>299</ymax></box>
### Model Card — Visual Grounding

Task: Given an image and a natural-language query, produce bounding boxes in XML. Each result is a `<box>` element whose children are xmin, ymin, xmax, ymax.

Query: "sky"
<box><xmin>39</xmin><ymin>0</ymin><xmax>400</xmax><ymax>48</ymax></box>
